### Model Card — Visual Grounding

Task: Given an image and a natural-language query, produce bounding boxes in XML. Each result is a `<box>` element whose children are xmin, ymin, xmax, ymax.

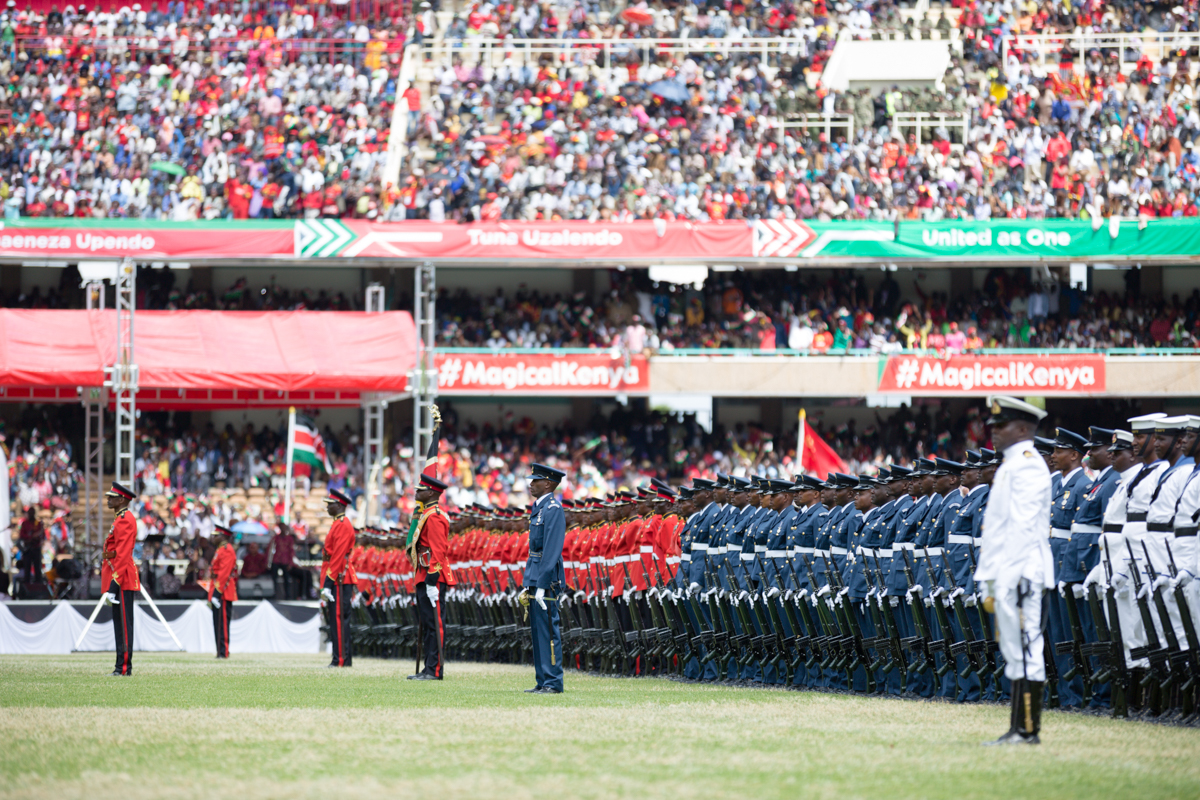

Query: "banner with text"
<box><xmin>434</xmin><ymin>352</ymin><xmax>650</xmax><ymax>395</ymax></box>
<box><xmin>878</xmin><ymin>354</ymin><xmax>1106</xmax><ymax>395</ymax></box>
<box><xmin>0</xmin><ymin>221</ymin><xmax>295</xmax><ymax>260</ymax></box>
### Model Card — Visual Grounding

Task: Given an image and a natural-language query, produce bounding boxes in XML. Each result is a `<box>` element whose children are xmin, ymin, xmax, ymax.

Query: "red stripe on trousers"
<box><xmin>335</xmin><ymin>586</ymin><xmax>344</xmax><ymax>666</ymax></box>
<box><xmin>435</xmin><ymin>587</ymin><xmax>443</xmax><ymax>679</ymax></box>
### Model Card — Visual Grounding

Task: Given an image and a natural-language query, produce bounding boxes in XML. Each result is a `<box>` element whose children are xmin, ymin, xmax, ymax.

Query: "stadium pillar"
<box><xmin>0</xmin><ymin>264</ymin><xmax>18</xmax><ymax>300</ymax></box>
<box><xmin>363</xmin><ymin>283</ymin><xmax>387</xmax><ymax>524</ymax></box>
<box><xmin>411</xmin><ymin>263</ymin><xmax>439</xmax><ymax>489</ymax></box>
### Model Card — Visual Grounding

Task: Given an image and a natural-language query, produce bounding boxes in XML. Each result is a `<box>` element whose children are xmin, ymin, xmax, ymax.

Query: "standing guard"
<box><xmin>521</xmin><ymin>463</ymin><xmax>568</xmax><ymax>694</ymax></box>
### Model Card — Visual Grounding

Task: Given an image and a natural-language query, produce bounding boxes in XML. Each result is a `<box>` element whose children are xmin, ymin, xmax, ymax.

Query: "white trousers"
<box><xmin>993</xmin><ymin>581</ymin><xmax>1045</xmax><ymax>683</ymax></box>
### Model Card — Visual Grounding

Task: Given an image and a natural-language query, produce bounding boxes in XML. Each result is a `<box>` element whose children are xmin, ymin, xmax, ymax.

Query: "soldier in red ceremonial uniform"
<box><xmin>407</xmin><ymin>472</ymin><xmax>456</xmax><ymax>680</ymax></box>
<box><xmin>208</xmin><ymin>525</ymin><xmax>239</xmax><ymax>658</ymax></box>
<box><xmin>322</xmin><ymin>489</ymin><xmax>357</xmax><ymax>667</ymax></box>
<box><xmin>101</xmin><ymin>482</ymin><xmax>139</xmax><ymax>676</ymax></box>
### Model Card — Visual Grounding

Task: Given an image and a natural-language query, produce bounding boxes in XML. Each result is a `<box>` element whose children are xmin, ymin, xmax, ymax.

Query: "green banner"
<box><xmin>799</xmin><ymin>218</ymin><xmax>1200</xmax><ymax>262</ymax></box>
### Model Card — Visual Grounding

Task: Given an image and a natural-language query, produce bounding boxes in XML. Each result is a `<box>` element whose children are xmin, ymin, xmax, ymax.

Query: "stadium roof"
<box><xmin>820</xmin><ymin>40</ymin><xmax>952</xmax><ymax>92</ymax></box>
<box><xmin>0</xmin><ymin>310</ymin><xmax>416</xmax><ymax>403</ymax></box>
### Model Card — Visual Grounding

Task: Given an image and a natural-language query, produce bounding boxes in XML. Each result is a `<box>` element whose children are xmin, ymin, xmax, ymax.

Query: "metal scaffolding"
<box><xmin>104</xmin><ymin>258</ymin><xmax>138</xmax><ymax>491</ymax></box>
<box><xmin>411</xmin><ymin>263</ymin><xmax>438</xmax><ymax>488</ymax></box>
<box><xmin>82</xmin><ymin>278</ymin><xmax>107</xmax><ymax>557</ymax></box>
<box><xmin>363</xmin><ymin>282</ymin><xmax>387</xmax><ymax>524</ymax></box>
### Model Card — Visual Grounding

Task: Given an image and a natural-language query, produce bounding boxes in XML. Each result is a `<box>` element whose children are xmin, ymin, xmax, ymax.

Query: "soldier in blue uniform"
<box><xmin>1047</xmin><ymin>428</ymin><xmax>1090</xmax><ymax>707</ymax></box>
<box><xmin>1061</xmin><ymin>426</ymin><xmax>1121</xmax><ymax>707</ymax></box>
<box><xmin>521</xmin><ymin>462</ymin><xmax>568</xmax><ymax>694</ymax></box>
<box><xmin>948</xmin><ymin>451</ymin><xmax>989</xmax><ymax>702</ymax></box>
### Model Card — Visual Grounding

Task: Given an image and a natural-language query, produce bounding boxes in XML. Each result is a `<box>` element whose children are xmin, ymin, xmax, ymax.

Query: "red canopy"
<box><xmin>0</xmin><ymin>309</ymin><xmax>416</xmax><ymax>399</ymax></box>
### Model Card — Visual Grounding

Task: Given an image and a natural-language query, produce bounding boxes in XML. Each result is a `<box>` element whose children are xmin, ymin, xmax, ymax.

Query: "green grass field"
<box><xmin>1</xmin><ymin>654</ymin><xmax>1197</xmax><ymax>800</ymax></box>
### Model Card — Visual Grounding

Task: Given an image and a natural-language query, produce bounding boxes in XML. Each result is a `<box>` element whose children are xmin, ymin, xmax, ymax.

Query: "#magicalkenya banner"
<box><xmin>878</xmin><ymin>354</ymin><xmax>1106</xmax><ymax>395</ymax></box>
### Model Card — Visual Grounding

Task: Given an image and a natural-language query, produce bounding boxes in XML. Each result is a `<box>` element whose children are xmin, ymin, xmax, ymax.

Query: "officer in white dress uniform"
<box><xmin>976</xmin><ymin>396</ymin><xmax>1053</xmax><ymax>745</ymax></box>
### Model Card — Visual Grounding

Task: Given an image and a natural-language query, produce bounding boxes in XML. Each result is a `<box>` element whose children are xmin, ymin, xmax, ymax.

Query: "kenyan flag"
<box><xmin>290</xmin><ymin>416</ymin><xmax>331</xmax><ymax>473</ymax></box>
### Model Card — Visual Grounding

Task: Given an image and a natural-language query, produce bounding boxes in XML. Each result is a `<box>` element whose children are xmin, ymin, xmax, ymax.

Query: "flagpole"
<box><xmin>284</xmin><ymin>406</ymin><xmax>295</xmax><ymax>525</ymax></box>
<box><xmin>797</xmin><ymin>408</ymin><xmax>806</xmax><ymax>477</ymax></box>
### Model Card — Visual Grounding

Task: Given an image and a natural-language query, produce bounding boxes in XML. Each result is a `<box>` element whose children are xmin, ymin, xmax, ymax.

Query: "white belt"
<box><xmin>401</xmin><ymin>572</ymin><xmax>413</xmax><ymax>580</ymax></box>
<box><xmin>1071</xmin><ymin>524</ymin><xmax>1102</xmax><ymax>534</ymax></box>
<box><xmin>795</xmin><ymin>546</ymin><xmax>815</xmax><ymax>555</ymax></box>
<box><xmin>815</xmin><ymin>548</ymin><xmax>830</xmax><ymax>557</ymax></box>
<box><xmin>913</xmin><ymin>547</ymin><xmax>927</xmax><ymax>558</ymax></box>
<box><xmin>640</xmin><ymin>546</ymin><xmax>653</xmax><ymax>553</ymax></box>
<box><xmin>486</xmin><ymin>560</ymin><xmax>500</xmax><ymax>568</ymax></box>
<box><xmin>831</xmin><ymin>546</ymin><xmax>848</xmax><ymax>556</ymax></box>
<box><xmin>860</xmin><ymin>547</ymin><xmax>877</xmax><ymax>557</ymax></box>
<box><xmin>691</xmin><ymin>543</ymin><xmax>709</xmax><ymax>552</ymax></box>
<box><xmin>715</xmin><ymin>545</ymin><xmax>729</xmax><ymax>554</ymax></box>
<box><xmin>765</xmin><ymin>550</ymin><xmax>788</xmax><ymax>558</ymax></box>
<box><xmin>972</xmin><ymin>538</ymin><xmax>984</xmax><ymax>546</ymax></box>
<box><xmin>666</xmin><ymin>556</ymin><xmax>681</xmax><ymax>565</ymax></box>
<box><xmin>897</xmin><ymin>542</ymin><xmax>915</xmax><ymax>551</ymax></box>
<box><xmin>615</xmin><ymin>555</ymin><xmax>631</xmax><ymax>564</ymax></box>
<box><xmin>564</xmin><ymin>561</ymin><xmax>576</xmax><ymax>569</ymax></box>
<box><xmin>590</xmin><ymin>557</ymin><xmax>603</xmax><ymax>564</ymax></box>
<box><xmin>739</xmin><ymin>552</ymin><xmax>755</xmax><ymax>561</ymax></box>
<box><xmin>879</xmin><ymin>548</ymin><xmax>894</xmax><ymax>557</ymax></box>
<box><xmin>1050</xmin><ymin>528</ymin><xmax>1072</xmax><ymax>540</ymax></box>
<box><xmin>925</xmin><ymin>547</ymin><xmax>944</xmax><ymax>557</ymax></box>
<box><xmin>754</xmin><ymin>545</ymin><xmax>767</xmax><ymax>553</ymax></box>
<box><xmin>501</xmin><ymin>564</ymin><xmax>513</xmax><ymax>571</ymax></box>
<box><xmin>947</xmin><ymin>534</ymin><xmax>973</xmax><ymax>545</ymax></box>
<box><xmin>679</xmin><ymin>554</ymin><xmax>691</xmax><ymax>562</ymax></box>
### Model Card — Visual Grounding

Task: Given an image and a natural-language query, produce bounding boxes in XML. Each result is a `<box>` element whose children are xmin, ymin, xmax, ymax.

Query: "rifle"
<box><xmin>1141</xmin><ymin>541</ymin><xmax>1185</xmax><ymax>693</ymax></box>
<box><xmin>802</xmin><ymin>555</ymin><xmax>841</xmax><ymax>672</ymax></box>
<box><xmin>940</xmin><ymin>552</ymin><xmax>987</xmax><ymax>682</ymax></box>
<box><xmin>965</xmin><ymin>543</ymin><xmax>1004</xmax><ymax>692</ymax></box>
<box><xmin>821</xmin><ymin>551</ymin><xmax>874</xmax><ymax>690</ymax></box>
<box><xmin>871</xmin><ymin>552</ymin><xmax>909</xmax><ymax>688</ymax></box>
<box><xmin>1054</xmin><ymin>576</ymin><xmax>1095</xmax><ymax>705</ymax></box>
<box><xmin>860</xmin><ymin>553</ymin><xmax>895</xmax><ymax>678</ymax></box>
<box><xmin>898</xmin><ymin>549</ymin><xmax>936</xmax><ymax>676</ymax></box>
<box><xmin>920</xmin><ymin>551</ymin><xmax>959</xmax><ymax>683</ymax></box>
<box><xmin>1087</xmin><ymin>547</ymin><xmax>1130</xmax><ymax>718</ymax></box>
<box><xmin>1125</xmin><ymin>539</ymin><xmax>1172</xmax><ymax>695</ymax></box>
<box><xmin>1163</xmin><ymin>538</ymin><xmax>1200</xmax><ymax>715</ymax></box>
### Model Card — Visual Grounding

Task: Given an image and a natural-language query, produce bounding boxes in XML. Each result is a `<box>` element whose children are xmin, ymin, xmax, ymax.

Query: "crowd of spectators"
<box><xmin>5</xmin><ymin>260</ymin><xmax>1200</xmax><ymax>351</ymax></box>
<box><xmin>0</xmin><ymin>0</ymin><xmax>1198</xmax><ymax>224</ymax></box>
<box><xmin>437</xmin><ymin>266</ymin><xmax>1200</xmax><ymax>351</ymax></box>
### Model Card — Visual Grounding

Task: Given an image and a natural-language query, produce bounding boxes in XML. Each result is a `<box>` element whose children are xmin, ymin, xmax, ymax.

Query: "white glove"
<box><xmin>766</xmin><ymin>586</ymin><xmax>781</xmax><ymax>600</ymax></box>
<box><xmin>1071</xmin><ymin>583</ymin><xmax>1086</xmax><ymax>599</ymax></box>
<box><xmin>425</xmin><ymin>584</ymin><xmax>439</xmax><ymax>604</ymax></box>
<box><xmin>1150</xmin><ymin>575</ymin><xmax>1170</xmax><ymax>594</ymax></box>
<box><xmin>102</xmin><ymin>592</ymin><xmax>116</xmax><ymax>607</ymax></box>
<box><xmin>688</xmin><ymin>582</ymin><xmax>700</xmax><ymax>595</ymax></box>
<box><xmin>321</xmin><ymin>587</ymin><xmax>335</xmax><ymax>603</ymax></box>
<box><xmin>816</xmin><ymin>585</ymin><xmax>831</xmax><ymax>598</ymax></box>
<box><xmin>948</xmin><ymin>587</ymin><xmax>965</xmax><ymax>602</ymax></box>
<box><xmin>211</xmin><ymin>595</ymin><xmax>221</xmax><ymax>609</ymax></box>
<box><xmin>906</xmin><ymin>584</ymin><xmax>924</xmax><ymax>600</ymax></box>
<box><xmin>574</xmin><ymin>590</ymin><xmax>586</xmax><ymax>601</ymax></box>
<box><xmin>1057</xmin><ymin>580</ymin><xmax>1068</xmax><ymax>598</ymax></box>
<box><xmin>351</xmin><ymin>592</ymin><xmax>363</xmax><ymax>608</ymax></box>
<box><xmin>534</xmin><ymin>587</ymin><xmax>546</xmax><ymax>610</ymax></box>
<box><xmin>1083</xmin><ymin>565</ymin><xmax>1104</xmax><ymax>592</ymax></box>
<box><xmin>1110</xmin><ymin>570</ymin><xmax>1129</xmax><ymax>590</ymax></box>
<box><xmin>1172</xmin><ymin>571</ymin><xmax>1194</xmax><ymax>590</ymax></box>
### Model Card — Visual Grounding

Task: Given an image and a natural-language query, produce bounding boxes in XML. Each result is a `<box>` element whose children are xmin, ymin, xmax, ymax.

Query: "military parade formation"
<box><xmin>97</xmin><ymin>396</ymin><xmax>1200</xmax><ymax>742</ymax></box>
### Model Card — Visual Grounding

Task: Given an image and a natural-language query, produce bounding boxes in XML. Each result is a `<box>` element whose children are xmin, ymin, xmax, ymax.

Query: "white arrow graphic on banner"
<box><xmin>298</xmin><ymin>220</ymin><xmax>332</xmax><ymax>256</ymax></box>
<box><xmin>340</xmin><ymin>231</ymin><xmax>446</xmax><ymax>258</ymax></box>
<box><xmin>800</xmin><ymin>229</ymin><xmax>895</xmax><ymax>258</ymax></box>
<box><xmin>752</xmin><ymin>220</ymin><xmax>815</xmax><ymax>257</ymax></box>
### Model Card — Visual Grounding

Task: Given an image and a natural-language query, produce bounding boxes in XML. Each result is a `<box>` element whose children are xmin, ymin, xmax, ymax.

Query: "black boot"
<box><xmin>984</xmin><ymin>679</ymin><xmax>1023</xmax><ymax>745</ymax></box>
<box><xmin>1019</xmin><ymin>680</ymin><xmax>1044</xmax><ymax>744</ymax></box>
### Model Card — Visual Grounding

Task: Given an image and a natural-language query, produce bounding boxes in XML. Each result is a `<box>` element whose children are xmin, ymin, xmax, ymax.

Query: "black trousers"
<box><xmin>272</xmin><ymin>564</ymin><xmax>310</xmax><ymax>600</ymax></box>
<box><xmin>110</xmin><ymin>581</ymin><xmax>135</xmax><ymax>675</ymax></box>
<box><xmin>325</xmin><ymin>578</ymin><xmax>354</xmax><ymax>667</ymax></box>
<box><xmin>212</xmin><ymin>594</ymin><xmax>232</xmax><ymax>658</ymax></box>
<box><xmin>415</xmin><ymin>581</ymin><xmax>447</xmax><ymax>678</ymax></box>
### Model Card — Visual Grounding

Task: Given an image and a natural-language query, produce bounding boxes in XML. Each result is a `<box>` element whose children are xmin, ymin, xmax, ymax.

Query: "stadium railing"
<box><xmin>1002</xmin><ymin>30</ymin><xmax>1200</xmax><ymax>72</ymax></box>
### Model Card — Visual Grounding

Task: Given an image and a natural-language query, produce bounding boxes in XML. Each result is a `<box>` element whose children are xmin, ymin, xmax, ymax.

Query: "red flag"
<box><xmin>798</xmin><ymin>414</ymin><xmax>848</xmax><ymax>480</ymax></box>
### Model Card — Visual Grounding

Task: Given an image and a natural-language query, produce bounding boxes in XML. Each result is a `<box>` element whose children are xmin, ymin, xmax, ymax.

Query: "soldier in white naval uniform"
<box><xmin>976</xmin><ymin>396</ymin><xmax>1053</xmax><ymax>745</ymax></box>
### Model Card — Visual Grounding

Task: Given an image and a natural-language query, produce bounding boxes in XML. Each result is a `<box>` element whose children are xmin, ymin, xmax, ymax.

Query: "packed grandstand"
<box><xmin>0</xmin><ymin>0</ymin><xmax>1197</xmax><ymax>225</ymax></box>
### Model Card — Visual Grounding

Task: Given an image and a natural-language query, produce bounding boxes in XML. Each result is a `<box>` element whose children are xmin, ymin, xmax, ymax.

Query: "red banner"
<box><xmin>878</xmin><ymin>354</ymin><xmax>1106</xmax><ymax>394</ymax></box>
<box><xmin>0</xmin><ymin>226</ymin><xmax>295</xmax><ymax>259</ymax></box>
<box><xmin>433</xmin><ymin>352</ymin><xmax>649</xmax><ymax>395</ymax></box>
<box><xmin>337</xmin><ymin>220</ymin><xmax>758</xmax><ymax>261</ymax></box>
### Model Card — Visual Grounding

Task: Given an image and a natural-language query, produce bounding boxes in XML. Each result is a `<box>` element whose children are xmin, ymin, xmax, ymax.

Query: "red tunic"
<box><xmin>322</xmin><ymin>515</ymin><xmax>357</xmax><ymax>585</ymax></box>
<box><xmin>100</xmin><ymin>509</ymin><xmax>141</xmax><ymax>592</ymax></box>
<box><xmin>209</xmin><ymin>542</ymin><xmax>240</xmax><ymax>602</ymax></box>
<box><xmin>413</xmin><ymin>509</ymin><xmax>456</xmax><ymax>586</ymax></box>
